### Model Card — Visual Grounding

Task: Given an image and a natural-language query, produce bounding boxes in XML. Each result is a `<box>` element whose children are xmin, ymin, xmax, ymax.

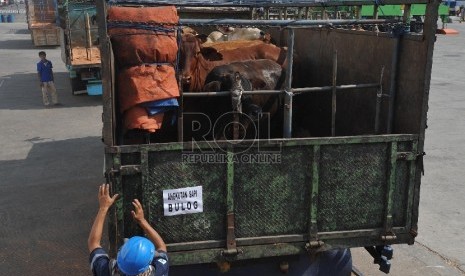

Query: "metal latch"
<box><xmin>397</xmin><ymin>151</ymin><xmax>425</xmax><ymax>161</ymax></box>
<box><xmin>305</xmin><ymin>240</ymin><xmax>325</xmax><ymax>250</ymax></box>
<box><xmin>380</xmin><ymin>234</ymin><xmax>397</xmax><ymax>241</ymax></box>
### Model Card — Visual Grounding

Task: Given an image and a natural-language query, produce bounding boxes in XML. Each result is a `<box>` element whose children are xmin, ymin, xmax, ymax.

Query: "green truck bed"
<box><xmin>97</xmin><ymin>0</ymin><xmax>438</xmax><ymax>268</ymax></box>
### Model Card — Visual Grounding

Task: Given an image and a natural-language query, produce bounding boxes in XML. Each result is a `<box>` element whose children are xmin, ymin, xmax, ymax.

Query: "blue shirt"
<box><xmin>37</xmin><ymin>60</ymin><xmax>53</xmax><ymax>82</ymax></box>
<box><xmin>90</xmin><ymin>247</ymin><xmax>169</xmax><ymax>276</ymax></box>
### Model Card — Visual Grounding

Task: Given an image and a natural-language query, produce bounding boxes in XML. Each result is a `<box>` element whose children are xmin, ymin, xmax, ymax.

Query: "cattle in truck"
<box><xmin>179</xmin><ymin>33</ymin><xmax>288</xmax><ymax>93</ymax></box>
<box><xmin>187</xmin><ymin>59</ymin><xmax>284</xmax><ymax>141</ymax></box>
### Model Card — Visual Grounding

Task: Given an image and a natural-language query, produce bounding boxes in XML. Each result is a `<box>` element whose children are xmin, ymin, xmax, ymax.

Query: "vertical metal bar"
<box><xmin>356</xmin><ymin>5</ymin><xmax>362</xmax><ymax>30</ymax></box>
<box><xmin>375</xmin><ymin>66</ymin><xmax>385</xmax><ymax>134</ymax></box>
<box><xmin>283</xmin><ymin>28</ymin><xmax>294</xmax><ymax>138</ymax></box>
<box><xmin>141</xmin><ymin>148</ymin><xmax>150</xmax><ymax>217</ymax></box>
<box><xmin>356</xmin><ymin>5</ymin><xmax>362</xmax><ymax>19</ymax></box>
<box><xmin>85</xmin><ymin>12</ymin><xmax>92</xmax><ymax>60</ymax></box>
<box><xmin>226</xmin><ymin>151</ymin><xmax>234</xmax><ymax>213</ymax></box>
<box><xmin>112</xmin><ymin>152</ymin><xmax>123</xmax><ymax>257</ymax></box>
<box><xmin>331</xmin><ymin>50</ymin><xmax>337</xmax><ymax>137</ymax></box>
<box><xmin>384</xmin><ymin>142</ymin><xmax>398</xmax><ymax>234</ymax></box>
<box><xmin>226</xmin><ymin>150</ymin><xmax>236</xmax><ymax>251</ymax></box>
<box><xmin>233</xmin><ymin>113</ymin><xmax>240</xmax><ymax>140</ymax></box>
<box><xmin>278</xmin><ymin>8</ymin><xmax>283</xmax><ymax>20</ymax></box>
<box><xmin>176</xmin><ymin>28</ymin><xmax>184</xmax><ymax>142</ymax></box>
<box><xmin>405</xmin><ymin>141</ymin><xmax>418</xmax><ymax>231</ymax></box>
<box><xmin>298</xmin><ymin>7</ymin><xmax>303</xmax><ymax>19</ymax></box>
<box><xmin>265</xmin><ymin>7</ymin><xmax>270</xmax><ymax>20</ymax></box>
<box><xmin>373</xmin><ymin>4</ymin><xmax>379</xmax><ymax>32</ymax></box>
<box><xmin>387</xmin><ymin>37</ymin><xmax>400</xmax><ymax>134</ymax></box>
<box><xmin>309</xmin><ymin>145</ymin><xmax>320</xmax><ymax>242</ymax></box>
<box><xmin>96</xmin><ymin>0</ymin><xmax>114</xmax><ymax>146</ymax></box>
<box><xmin>66</xmin><ymin>4</ymin><xmax>73</xmax><ymax>61</ymax></box>
<box><xmin>413</xmin><ymin>0</ymin><xmax>440</xmax><ymax>236</ymax></box>
<box><xmin>403</xmin><ymin>4</ymin><xmax>412</xmax><ymax>33</ymax></box>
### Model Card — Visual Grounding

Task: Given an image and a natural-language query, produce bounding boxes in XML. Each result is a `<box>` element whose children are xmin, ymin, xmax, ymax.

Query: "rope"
<box><xmin>107</xmin><ymin>21</ymin><xmax>177</xmax><ymax>33</ymax></box>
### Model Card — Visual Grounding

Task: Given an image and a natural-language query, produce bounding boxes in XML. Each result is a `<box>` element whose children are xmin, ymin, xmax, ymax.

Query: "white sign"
<box><xmin>163</xmin><ymin>186</ymin><xmax>203</xmax><ymax>216</ymax></box>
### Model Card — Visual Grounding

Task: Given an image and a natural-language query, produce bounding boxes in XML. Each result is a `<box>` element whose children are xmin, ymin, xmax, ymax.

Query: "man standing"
<box><xmin>88</xmin><ymin>184</ymin><xmax>169</xmax><ymax>276</ymax></box>
<box><xmin>37</xmin><ymin>51</ymin><xmax>59</xmax><ymax>107</ymax></box>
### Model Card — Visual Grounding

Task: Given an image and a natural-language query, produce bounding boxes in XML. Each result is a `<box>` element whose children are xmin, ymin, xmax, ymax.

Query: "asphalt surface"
<box><xmin>0</xmin><ymin>20</ymin><xmax>103</xmax><ymax>275</ymax></box>
<box><xmin>352</xmin><ymin>18</ymin><xmax>465</xmax><ymax>276</ymax></box>
<box><xmin>0</xmin><ymin>15</ymin><xmax>464</xmax><ymax>276</ymax></box>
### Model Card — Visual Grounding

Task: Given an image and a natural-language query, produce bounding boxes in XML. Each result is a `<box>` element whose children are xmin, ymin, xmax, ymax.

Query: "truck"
<box><xmin>97</xmin><ymin>0</ymin><xmax>439</xmax><ymax>273</ymax></box>
<box><xmin>25</xmin><ymin>0</ymin><xmax>60</xmax><ymax>46</ymax></box>
<box><xmin>58</xmin><ymin>0</ymin><xmax>102</xmax><ymax>95</ymax></box>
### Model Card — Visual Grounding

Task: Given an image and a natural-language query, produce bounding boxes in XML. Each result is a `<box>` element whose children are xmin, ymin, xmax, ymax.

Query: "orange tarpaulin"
<box><xmin>109</xmin><ymin>29</ymin><xmax>178</xmax><ymax>66</ymax></box>
<box><xmin>110</xmin><ymin>6</ymin><xmax>180</xmax><ymax>134</ymax></box>
<box><xmin>118</xmin><ymin>64</ymin><xmax>179</xmax><ymax>113</ymax></box>
<box><xmin>108</xmin><ymin>6</ymin><xmax>179</xmax><ymax>66</ymax></box>
<box><xmin>108</xmin><ymin>6</ymin><xmax>178</xmax><ymax>24</ymax></box>
<box><xmin>124</xmin><ymin>106</ymin><xmax>164</xmax><ymax>133</ymax></box>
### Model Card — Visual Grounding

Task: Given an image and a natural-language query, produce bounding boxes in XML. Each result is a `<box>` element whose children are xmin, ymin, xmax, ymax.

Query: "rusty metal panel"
<box><xmin>291</xmin><ymin>28</ymin><xmax>429</xmax><ymax>137</ymax></box>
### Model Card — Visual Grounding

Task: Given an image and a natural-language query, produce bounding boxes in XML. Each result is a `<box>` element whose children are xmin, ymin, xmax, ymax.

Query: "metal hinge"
<box><xmin>222</xmin><ymin>213</ymin><xmax>242</xmax><ymax>258</ymax></box>
<box><xmin>397</xmin><ymin>151</ymin><xmax>425</xmax><ymax>161</ymax></box>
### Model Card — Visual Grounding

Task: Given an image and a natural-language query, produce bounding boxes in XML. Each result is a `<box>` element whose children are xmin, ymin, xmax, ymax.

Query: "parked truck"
<box><xmin>25</xmin><ymin>0</ymin><xmax>60</xmax><ymax>46</ymax></box>
<box><xmin>58</xmin><ymin>0</ymin><xmax>101</xmax><ymax>95</ymax></box>
<box><xmin>97</xmin><ymin>0</ymin><xmax>439</xmax><ymax>273</ymax></box>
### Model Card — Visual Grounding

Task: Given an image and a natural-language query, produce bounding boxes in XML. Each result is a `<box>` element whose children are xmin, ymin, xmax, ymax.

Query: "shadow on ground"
<box><xmin>0</xmin><ymin>72</ymin><xmax>102</xmax><ymax>110</ymax></box>
<box><xmin>0</xmin><ymin>136</ymin><xmax>104</xmax><ymax>275</ymax></box>
<box><xmin>0</xmin><ymin>39</ymin><xmax>55</xmax><ymax>50</ymax></box>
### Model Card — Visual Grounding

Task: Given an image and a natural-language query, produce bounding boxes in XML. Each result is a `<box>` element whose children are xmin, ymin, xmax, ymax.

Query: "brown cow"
<box><xmin>180</xmin><ymin>33</ymin><xmax>288</xmax><ymax>92</ymax></box>
<box><xmin>190</xmin><ymin>59</ymin><xmax>284</xmax><ymax>141</ymax></box>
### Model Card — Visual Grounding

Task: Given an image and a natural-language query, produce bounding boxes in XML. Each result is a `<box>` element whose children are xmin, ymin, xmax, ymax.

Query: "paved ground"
<box><xmin>352</xmin><ymin>17</ymin><xmax>465</xmax><ymax>276</ymax></box>
<box><xmin>0</xmin><ymin>15</ymin><xmax>464</xmax><ymax>276</ymax></box>
<box><xmin>0</xmin><ymin>22</ymin><xmax>103</xmax><ymax>275</ymax></box>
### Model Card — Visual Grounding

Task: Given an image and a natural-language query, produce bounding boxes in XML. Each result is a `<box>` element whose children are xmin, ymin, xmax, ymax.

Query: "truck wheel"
<box><xmin>70</xmin><ymin>77</ymin><xmax>86</xmax><ymax>95</ymax></box>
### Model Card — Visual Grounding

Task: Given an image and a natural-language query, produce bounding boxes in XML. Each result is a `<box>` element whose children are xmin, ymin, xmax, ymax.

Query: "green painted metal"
<box><xmin>98</xmin><ymin>0</ymin><xmax>438</xmax><ymax>266</ymax></box>
<box><xmin>106</xmin><ymin>134</ymin><xmax>418</xmax><ymax>154</ymax></box>
<box><xmin>405</xmin><ymin>141</ymin><xmax>418</xmax><ymax>231</ymax></box>
<box><xmin>226</xmin><ymin>151</ymin><xmax>234</xmax><ymax>213</ymax></box>
<box><xmin>384</xmin><ymin>142</ymin><xmax>398</xmax><ymax>234</ymax></box>
<box><xmin>106</xmin><ymin>134</ymin><xmax>421</xmax><ymax>264</ymax></box>
<box><xmin>362</xmin><ymin>5</ymin><xmax>402</xmax><ymax>17</ymax></box>
<box><xmin>309</xmin><ymin>145</ymin><xmax>320</xmax><ymax>242</ymax></box>
<box><xmin>169</xmin><ymin>242</ymin><xmax>305</xmax><ymax>265</ymax></box>
<box><xmin>361</xmin><ymin>3</ymin><xmax>448</xmax><ymax>17</ymax></box>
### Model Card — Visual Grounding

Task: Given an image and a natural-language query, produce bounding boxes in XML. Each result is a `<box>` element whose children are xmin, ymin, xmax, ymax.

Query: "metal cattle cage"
<box><xmin>97</xmin><ymin>0</ymin><xmax>438</xmax><ymax>267</ymax></box>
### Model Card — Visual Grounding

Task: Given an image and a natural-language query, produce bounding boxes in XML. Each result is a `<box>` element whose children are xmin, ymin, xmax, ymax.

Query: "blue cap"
<box><xmin>117</xmin><ymin>236</ymin><xmax>155</xmax><ymax>275</ymax></box>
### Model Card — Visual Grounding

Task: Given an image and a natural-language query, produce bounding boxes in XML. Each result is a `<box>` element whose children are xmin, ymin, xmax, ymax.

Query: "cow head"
<box><xmin>179</xmin><ymin>34</ymin><xmax>224</xmax><ymax>91</ymax></box>
<box><xmin>179</xmin><ymin>34</ymin><xmax>202</xmax><ymax>86</ymax></box>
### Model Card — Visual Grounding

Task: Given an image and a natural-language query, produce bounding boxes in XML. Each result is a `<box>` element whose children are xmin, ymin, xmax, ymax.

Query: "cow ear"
<box><xmin>196</xmin><ymin>34</ymin><xmax>208</xmax><ymax>44</ymax></box>
<box><xmin>200</xmin><ymin>47</ymin><xmax>223</xmax><ymax>61</ymax></box>
<box><xmin>204</xmin><ymin>81</ymin><xmax>222</xmax><ymax>92</ymax></box>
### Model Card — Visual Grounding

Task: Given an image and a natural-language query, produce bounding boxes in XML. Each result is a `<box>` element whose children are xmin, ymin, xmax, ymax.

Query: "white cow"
<box><xmin>205</xmin><ymin>27</ymin><xmax>266</xmax><ymax>43</ymax></box>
